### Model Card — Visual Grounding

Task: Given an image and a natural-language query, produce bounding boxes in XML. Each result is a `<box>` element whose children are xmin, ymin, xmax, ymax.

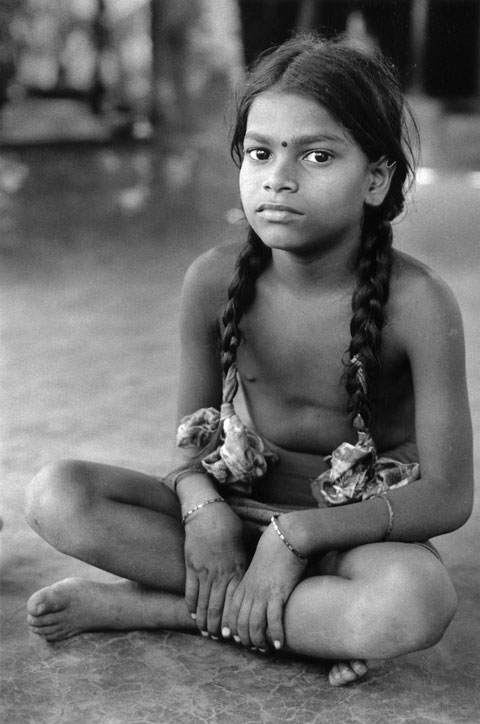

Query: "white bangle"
<box><xmin>377</xmin><ymin>494</ymin><xmax>394</xmax><ymax>540</ymax></box>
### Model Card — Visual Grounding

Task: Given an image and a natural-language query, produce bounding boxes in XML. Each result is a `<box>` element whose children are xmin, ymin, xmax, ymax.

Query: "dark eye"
<box><xmin>246</xmin><ymin>148</ymin><xmax>271</xmax><ymax>161</ymax></box>
<box><xmin>304</xmin><ymin>150</ymin><xmax>332</xmax><ymax>164</ymax></box>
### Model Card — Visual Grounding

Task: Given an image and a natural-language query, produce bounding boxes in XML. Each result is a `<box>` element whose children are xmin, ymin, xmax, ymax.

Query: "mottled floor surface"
<box><xmin>1</xmin><ymin>96</ymin><xmax>480</xmax><ymax>723</ymax></box>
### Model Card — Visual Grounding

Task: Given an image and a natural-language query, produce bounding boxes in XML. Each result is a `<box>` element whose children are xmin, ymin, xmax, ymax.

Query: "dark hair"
<box><xmin>222</xmin><ymin>33</ymin><xmax>418</xmax><ymax>428</ymax></box>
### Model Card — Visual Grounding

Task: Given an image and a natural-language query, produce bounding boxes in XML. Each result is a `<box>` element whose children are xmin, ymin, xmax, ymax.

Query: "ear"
<box><xmin>365</xmin><ymin>155</ymin><xmax>396</xmax><ymax>207</ymax></box>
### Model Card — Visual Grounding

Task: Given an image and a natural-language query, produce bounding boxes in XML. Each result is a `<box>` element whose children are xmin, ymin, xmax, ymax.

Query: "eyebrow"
<box><xmin>243</xmin><ymin>132</ymin><xmax>347</xmax><ymax>145</ymax></box>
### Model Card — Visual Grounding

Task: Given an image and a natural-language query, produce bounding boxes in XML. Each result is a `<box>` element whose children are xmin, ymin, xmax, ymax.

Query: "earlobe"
<box><xmin>365</xmin><ymin>155</ymin><xmax>396</xmax><ymax>207</ymax></box>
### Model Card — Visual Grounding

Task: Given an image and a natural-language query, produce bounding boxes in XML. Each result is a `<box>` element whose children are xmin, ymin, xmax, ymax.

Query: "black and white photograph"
<box><xmin>1</xmin><ymin>1</ymin><xmax>479</xmax><ymax>722</ymax></box>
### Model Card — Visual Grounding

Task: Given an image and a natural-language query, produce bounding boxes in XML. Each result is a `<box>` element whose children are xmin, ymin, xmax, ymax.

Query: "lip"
<box><xmin>256</xmin><ymin>203</ymin><xmax>303</xmax><ymax>221</ymax></box>
<box><xmin>257</xmin><ymin>203</ymin><xmax>302</xmax><ymax>214</ymax></box>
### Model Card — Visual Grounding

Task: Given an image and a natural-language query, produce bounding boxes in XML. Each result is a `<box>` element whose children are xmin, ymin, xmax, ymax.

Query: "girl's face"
<box><xmin>239</xmin><ymin>90</ymin><xmax>388</xmax><ymax>259</ymax></box>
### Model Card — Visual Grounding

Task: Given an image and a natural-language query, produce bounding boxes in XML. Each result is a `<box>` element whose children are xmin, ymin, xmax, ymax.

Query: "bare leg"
<box><xmin>25</xmin><ymin>462</ymin><xmax>457</xmax><ymax>687</ymax></box>
<box><xmin>25</xmin><ymin>460</ymin><xmax>195</xmax><ymax>639</ymax></box>
<box><xmin>281</xmin><ymin>542</ymin><xmax>457</xmax><ymax>685</ymax></box>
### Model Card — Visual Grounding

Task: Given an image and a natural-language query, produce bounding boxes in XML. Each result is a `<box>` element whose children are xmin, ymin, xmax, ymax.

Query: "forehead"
<box><xmin>245</xmin><ymin>90</ymin><xmax>349</xmax><ymax>143</ymax></box>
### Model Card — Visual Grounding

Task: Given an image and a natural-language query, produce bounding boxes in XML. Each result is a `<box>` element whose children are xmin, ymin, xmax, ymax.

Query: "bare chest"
<box><xmin>237</xmin><ymin>286</ymin><xmax>353</xmax><ymax>408</ymax></box>
<box><xmin>232</xmin><ymin>278</ymin><xmax>413</xmax><ymax>454</ymax></box>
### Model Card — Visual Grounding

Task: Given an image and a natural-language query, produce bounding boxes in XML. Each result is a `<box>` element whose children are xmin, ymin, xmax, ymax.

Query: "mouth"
<box><xmin>256</xmin><ymin>203</ymin><xmax>303</xmax><ymax>221</ymax></box>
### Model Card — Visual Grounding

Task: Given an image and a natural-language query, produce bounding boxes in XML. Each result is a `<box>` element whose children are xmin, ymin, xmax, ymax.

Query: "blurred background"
<box><xmin>1</xmin><ymin>0</ymin><xmax>479</xmax><ymax>145</ymax></box>
<box><xmin>1</xmin><ymin>4</ymin><xmax>480</xmax><ymax>722</ymax></box>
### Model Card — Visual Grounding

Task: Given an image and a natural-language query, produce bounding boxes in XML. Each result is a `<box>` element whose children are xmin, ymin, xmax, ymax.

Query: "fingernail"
<box><xmin>273</xmin><ymin>640</ymin><xmax>282</xmax><ymax>650</ymax></box>
<box><xmin>191</xmin><ymin>613</ymin><xmax>197</xmax><ymax>620</ymax></box>
<box><xmin>222</xmin><ymin>627</ymin><xmax>231</xmax><ymax>638</ymax></box>
<box><xmin>201</xmin><ymin>631</ymin><xmax>209</xmax><ymax>637</ymax></box>
<box><xmin>233</xmin><ymin>635</ymin><xmax>241</xmax><ymax>643</ymax></box>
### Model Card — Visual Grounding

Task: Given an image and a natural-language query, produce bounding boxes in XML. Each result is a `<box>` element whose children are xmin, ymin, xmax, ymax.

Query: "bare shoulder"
<box><xmin>182</xmin><ymin>241</ymin><xmax>242</xmax><ymax>300</ymax></box>
<box><xmin>389</xmin><ymin>250</ymin><xmax>464</xmax><ymax>342</ymax></box>
<box><xmin>180</xmin><ymin>240</ymin><xmax>243</xmax><ymax>323</ymax></box>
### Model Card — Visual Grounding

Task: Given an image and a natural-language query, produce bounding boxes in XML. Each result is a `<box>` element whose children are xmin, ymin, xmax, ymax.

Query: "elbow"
<box><xmin>446</xmin><ymin>488</ymin><xmax>474</xmax><ymax>532</ymax></box>
<box><xmin>455</xmin><ymin>497</ymin><xmax>474</xmax><ymax>530</ymax></box>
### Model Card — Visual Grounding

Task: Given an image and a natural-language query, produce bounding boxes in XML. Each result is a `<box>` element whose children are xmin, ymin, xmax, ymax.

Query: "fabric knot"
<box><xmin>222</xmin><ymin>363</ymin><xmax>239</xmax><ymax>404</ymax></box>
<box><xmin>311</xmin><ymin>418</ymin><xmax>420</xmax><ymax>506</ymax></box>
<box><xmin>220</xmin><ymin>402</ymin><xmax>235</xmax><ymax>420</ymax></box>
<box><xmin>351</xmin><ymin>355</ymin><xmax>368</xmax><ymax>395</ymax></box>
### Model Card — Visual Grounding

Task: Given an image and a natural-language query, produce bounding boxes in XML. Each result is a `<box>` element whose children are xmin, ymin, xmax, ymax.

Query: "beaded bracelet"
<box><xmin>270</xmin><ymin>515</ymin><xmax>308</xmax><ymax>561</ymax></box>
<box><xmin>182</xmin><ymin>497</ymin><xmax>226</xmax><ymax>525</ymax></box>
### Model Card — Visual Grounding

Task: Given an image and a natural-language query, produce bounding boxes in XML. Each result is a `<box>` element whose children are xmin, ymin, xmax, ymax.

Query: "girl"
<box><xmin>25</xmin><ymin>34</ymin><xmax>473</xmax><ymax>687</ymax></box>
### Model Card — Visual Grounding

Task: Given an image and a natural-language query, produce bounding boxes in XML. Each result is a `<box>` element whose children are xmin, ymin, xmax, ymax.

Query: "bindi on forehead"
<box><xmin>281</xmin><ymin>141</ymin><xmax>288</xmax><ymax>147</ymax></box>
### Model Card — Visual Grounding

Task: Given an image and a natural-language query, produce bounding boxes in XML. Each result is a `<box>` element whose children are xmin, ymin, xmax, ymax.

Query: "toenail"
<box><xmin>211</xmin><ymin>635</ymin><xmax>219</xmax><ymax>641</ymax></box>
<box><xmin>222</xmin><ymin>627</ymin><xmax>231</xmax><ymax>638</ymax></box>
<box><xmin>201</xmin><ymin>631</ymin><xmax>209</xmax><ymax>637</ymax></box>
<box><xmin>233</xmin><ymin>635</ymin><xmax>240</xmax><ymax>643</ymax></box>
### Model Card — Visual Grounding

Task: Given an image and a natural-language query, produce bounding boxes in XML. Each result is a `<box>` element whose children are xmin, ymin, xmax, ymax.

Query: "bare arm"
<box><xmin>280</xmin><ymin>270</ymin><xmax>474</xmax><ymax>556</ymax></box>
<box><xmin>168</xmin><ymin>246</ymin><xmax>250</xmax><ymax>636</ymax></box>
<box><xmin>227</xmin><ymin>267</ymin><xmax>474</xmax><ymax>650</ymax></box>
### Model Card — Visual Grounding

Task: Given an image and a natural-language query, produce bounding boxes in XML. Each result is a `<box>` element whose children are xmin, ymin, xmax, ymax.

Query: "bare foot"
<box><xmin>27</xmin><ymin>577</ymin><xmax>195</xmax><ymax>642</ymax></box>
<box><xmin>328</xmin><ymin>659</ymin><xmax>368</xmax><ymax>686</ymax></box>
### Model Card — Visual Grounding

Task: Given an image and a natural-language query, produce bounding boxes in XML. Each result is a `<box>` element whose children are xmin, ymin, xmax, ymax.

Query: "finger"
<box><xmin>184</xmin><ymin>568</ymin><xmax>199</xmax><ymax>621</ymax></box>
<box><xmin>228</xmin><ymin>585</ymin><xmax>245</xmax><ymax>644</ymax></box>
<box><xmin>236</xmin><ymin>597</ymin><xmax>253</xmax><ymax>647</ymax></box>
<box><xmin>195</xmin><ymin>576</ymin><xmax>213</xmax><ymax>634</ymax></box>
<box><xmin>220</xmin><ymin>577</ymin><xmax>240</xmax><ymax>639</ymax></box>
<box><xmin>248</xmin><ymin>601</ymin><xmax>268</xmax><ymax>650</ymax></box>
<box><xmin>266</xmin><ymin>597</ymin><xmax>285</xmax><ymax>651</ymax></box>
<box><xmin>206</xmin><ymin>582</ymin><xmax>227</xmax><ymax>638</ymax></box>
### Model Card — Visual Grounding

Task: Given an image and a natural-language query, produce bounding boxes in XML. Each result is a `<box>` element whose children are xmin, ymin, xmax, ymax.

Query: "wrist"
<box><xmin>270</xmin><ymin>514</ymin><xmax>309</xmax><ymax>561</ymax></box>
<box><xmin>182</xmin><ymin>497</ymin><xmax>226</xmax><ymax>525</ymax></box>
<box><xmin>275</xmin><ymin>511</ymin><xmax>315</xmax><ymax>558</ymax></box>
<box><xmin>173</xmin><ymin>471</ymin><xmax>219</xmax><ymax>507</ymax></box>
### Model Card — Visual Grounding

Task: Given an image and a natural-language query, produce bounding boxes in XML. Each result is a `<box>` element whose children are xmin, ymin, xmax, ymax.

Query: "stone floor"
<box><xmin>1</xmin><ymin>95</ymin><xmax>480</xmax><ymax>723</ymax></box>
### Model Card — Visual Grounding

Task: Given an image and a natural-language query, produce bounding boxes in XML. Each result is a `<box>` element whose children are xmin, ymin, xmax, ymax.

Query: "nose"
<box><xmin>263</xmin><ymin>158</ymin><xmax>298</xmax><ymax>193</ymax></box>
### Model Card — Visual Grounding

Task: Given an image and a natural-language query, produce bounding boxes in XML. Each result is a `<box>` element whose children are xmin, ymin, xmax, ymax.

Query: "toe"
<box><xmin>30</xmin><ymin>622</ymin><xmax>72</xmax><ymax>642</ymax></box>
<box><xmin>27</xmin><ymin>585</ymin><xmax>66</xmax><ymax>617</ymax></box>
<box><xmin>27</xmin><ymin>611</ymin><xmax>62</xmax><ymax>627</ymax></box>
<box><xmin>329</xmin><ymin>662</ymin><xmax>357</xmax><ymax>687</ymax></box>
<box><xmin>30</xmin><ymin>623</ymin><xmax>62</xmax><ymax>637</ymax></box>
<box><xmin>350</xmin><ymin>659</ymin><xmax>368</xmax><ymax>677</ymax></box>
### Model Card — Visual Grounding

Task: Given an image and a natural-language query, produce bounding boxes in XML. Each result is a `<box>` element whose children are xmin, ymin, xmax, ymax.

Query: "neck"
<box><xmin>269</xmin><ymin>243</ymin><xmax>358</xmax><ymax>294</ymax></box>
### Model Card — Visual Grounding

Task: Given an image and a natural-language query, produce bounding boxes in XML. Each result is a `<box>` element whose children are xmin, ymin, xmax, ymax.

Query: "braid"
<box><xmin>345</xmin><ymin>211</ymin><xmax>394</xmax><ymax>426</ymax></box>
<box><xmin>219</xmin><ymin>229</ymin><xmax>271</xmax><ymax>403</ymax></box>
<box><xmin>180</xmin><ymin>230</ymin><xmax>271</xmax><ymax>468</ymax></box>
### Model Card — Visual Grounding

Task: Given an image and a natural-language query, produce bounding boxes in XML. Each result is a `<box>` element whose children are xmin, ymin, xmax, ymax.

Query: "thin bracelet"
<box><xmin>172</xmin><ymin>468</ymin><xmax>202</xmax><ymax>493</ymax></box>
<box><xmin>270</xmin><ymin>515</ymin><xmax>308</xmax><ymax>560</ymax></box>
<box><xmin>182</xmin><ymin>497</ymin><xmax>225</xmax><ymax>525</ymax></box>
<box><xmin>377</xmin><ymin>494</ymin><xmax>394</xmax><ymax>540</ymax></box>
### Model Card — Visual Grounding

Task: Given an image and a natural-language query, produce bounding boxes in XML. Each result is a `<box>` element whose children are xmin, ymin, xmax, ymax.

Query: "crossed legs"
<box><xmin>25</xmin><ymin>460</ymin><xmax>457</xmax><ymax>686</ymax></box>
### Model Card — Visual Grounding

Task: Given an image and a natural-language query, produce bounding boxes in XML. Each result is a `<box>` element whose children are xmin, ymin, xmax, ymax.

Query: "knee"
<box><xmin>25</xmin><ymin>459</ymin><xmax>94</xmax><ymax>539</ymax></box>
<box><xmin>353</xmin><ymin>557</ymin><xmax>457</xmax><ymax>657</ymax></box>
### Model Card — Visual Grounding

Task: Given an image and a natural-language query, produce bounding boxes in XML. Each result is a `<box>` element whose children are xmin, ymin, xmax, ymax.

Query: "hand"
<box><xmin>183</xmin><ymin>503</ymin><xmax>248</xmax><ymax>637</ymax></box>
<box><xmin>226</xmin><ymin>521</ymin><xmax>307</xmax><ymax>651</ymax></box>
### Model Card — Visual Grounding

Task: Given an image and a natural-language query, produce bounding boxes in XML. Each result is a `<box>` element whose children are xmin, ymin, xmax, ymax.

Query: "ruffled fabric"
<box><xmin>311</xmin><ymin>414</ymin><xmax>420</xmax><ymax>506</ymax></box>
<box><xmin>176</xmin><ymin>359</ymin><xmax>420</xmax><ymax>504</ymax></box>
<box><xmin>176</xmin><ymin>391</ymin><xmax>277</xmax><ymax>495</ymax></box>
